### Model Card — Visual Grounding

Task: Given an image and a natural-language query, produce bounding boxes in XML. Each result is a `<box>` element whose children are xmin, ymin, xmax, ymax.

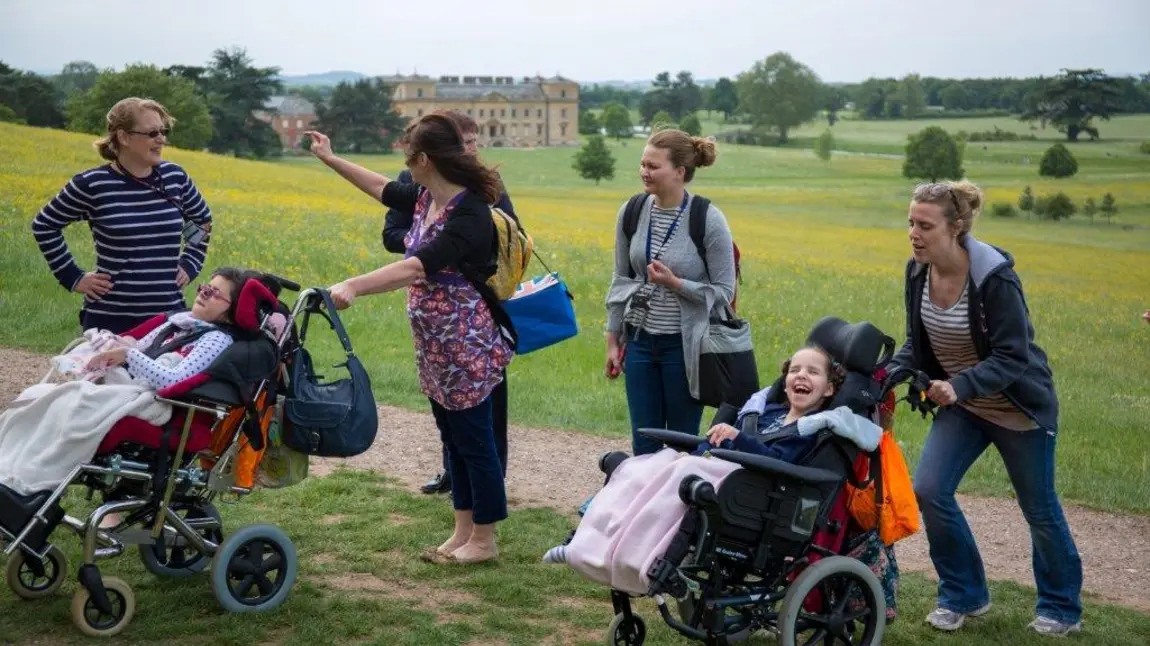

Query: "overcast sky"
<box><xmin>3</xmin><ymin>0</ymin><xmax>1147</xmax><ymax>83</ymax></box>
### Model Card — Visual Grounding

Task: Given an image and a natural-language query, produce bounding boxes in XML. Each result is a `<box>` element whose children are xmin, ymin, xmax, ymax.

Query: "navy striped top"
<box><xmin>31</xmin><ymin>162</ymin><xmax>213</xmax><ymax>324</ymax></box>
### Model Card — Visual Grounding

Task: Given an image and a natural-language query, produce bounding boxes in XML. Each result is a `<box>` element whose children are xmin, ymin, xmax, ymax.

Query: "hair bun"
<box><xmin>691</xmin><ymin>136</ymin><xmax>717</xmax><ymax>168</ymax></box>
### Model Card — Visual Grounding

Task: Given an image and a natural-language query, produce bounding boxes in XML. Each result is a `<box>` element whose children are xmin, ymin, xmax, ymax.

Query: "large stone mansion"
<box><xmin>385</xmin><ymin>74</ymin><xmax>580</xmax><ymax>148</ymax></box>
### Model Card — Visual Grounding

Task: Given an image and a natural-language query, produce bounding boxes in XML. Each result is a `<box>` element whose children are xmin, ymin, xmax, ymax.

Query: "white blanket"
<box><xmin>0</xmin><ymin>380</ymin><xmax>172</xmax><ymax>495</ymax></box>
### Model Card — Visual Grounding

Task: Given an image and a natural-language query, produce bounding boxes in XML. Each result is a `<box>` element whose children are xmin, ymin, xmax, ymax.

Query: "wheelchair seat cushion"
<box><xmin>96</xmin><ymin>410</ymin><xmax>213</xmax><ymax>456</ymax></box>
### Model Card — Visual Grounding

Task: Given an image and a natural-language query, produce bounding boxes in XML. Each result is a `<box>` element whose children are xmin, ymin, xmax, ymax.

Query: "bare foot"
<box><xmin>451</xmin><ymin>541</ymin><xmax>499</xmax><ymax>564</ymax></box>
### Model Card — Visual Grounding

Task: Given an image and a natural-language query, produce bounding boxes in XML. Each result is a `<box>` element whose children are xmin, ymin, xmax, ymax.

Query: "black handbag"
<box><xmin>282</xmin><ymin>289</ymin><xmax>378</xmax><ymax>457</ymax></box>
<box><xmin>697</xmin><ymin>306</ymin><xmax>760</xmax><ymax>408</ymax></box>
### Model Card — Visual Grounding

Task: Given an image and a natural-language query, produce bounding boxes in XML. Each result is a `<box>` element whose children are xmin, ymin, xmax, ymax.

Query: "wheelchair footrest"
<box><xmin>0</xmin><ymin>484</ymin><xmax>64</xmax><ymax>552</ymax></box>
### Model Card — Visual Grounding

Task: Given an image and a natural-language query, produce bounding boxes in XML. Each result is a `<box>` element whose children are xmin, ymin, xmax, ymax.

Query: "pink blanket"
<box><xmin>566</xmin><ymin>448</ymin><xmax>741</xmax><ymax>595</ymax></box>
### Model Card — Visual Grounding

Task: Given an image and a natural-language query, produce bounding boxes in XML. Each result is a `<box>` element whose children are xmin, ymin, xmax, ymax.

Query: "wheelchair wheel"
<box><xmin>5</xmin><ymin>545</ymin><xmax>68</xmax><ymax>600</ymax></box>
<box><xmin>138</xmin><ymin>503</ymin><xmax>222</xmax><ymax>578</ymax></box>
<box><xmin>211</xmin><ymin>524</ymin><xmax>298</xmax><ymax>614</ymax></box>
<box><xmin>778</xmin><ymin>555</ymin><xmax>885</xmax><ymax>646</ymax></box>
<box><xmin>606</xmin><ymin>612</ymin><xmax>646</xmax><ymax>646</ymax></box>
<box><xmin>70</xmin><ymin>576</ymin><xmax>135</xmax><ymax>637</ymax></box>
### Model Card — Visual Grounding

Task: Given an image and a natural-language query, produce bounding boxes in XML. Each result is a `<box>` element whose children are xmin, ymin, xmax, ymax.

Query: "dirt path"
<box><xmin>2</xmin><ymin>347</ymin><xmax>1147</xmax><ymax>613</ymax></box>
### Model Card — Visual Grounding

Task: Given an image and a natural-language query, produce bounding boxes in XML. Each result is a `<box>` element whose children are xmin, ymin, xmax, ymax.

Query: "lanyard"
<box><xmin>644</xmin><ymin>192</ymin><xmax>690</xmax><ymax>273</ymax></box>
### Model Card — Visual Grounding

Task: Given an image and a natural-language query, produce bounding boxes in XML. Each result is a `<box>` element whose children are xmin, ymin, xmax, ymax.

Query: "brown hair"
<box><xmin>778</xmin><ymin>344</ymin><xmax>847</xmax><ymax>411</ymax></box>
<box><xmin>443</xmin><ymin>110</ymin><xmax>479</xmax><ymax>135</ymax></box>
<box><xmin>647</xmin><ymin>128</ymin><xmax>717</xmax><ymax>182</ymax></box>
<box><xmin>911</xmin><ymin>180</ymin><xmax>983</xmax><ymax>235</ymax></box>
<box><xmin>401</xmin><ymin>111</ymin><xmax>501</xmax><ymax>203</ymax></box>
<box><xmin>94</xmin><ymin>98</ymin><xmax>174</xmax><ymax>161</ymax></box>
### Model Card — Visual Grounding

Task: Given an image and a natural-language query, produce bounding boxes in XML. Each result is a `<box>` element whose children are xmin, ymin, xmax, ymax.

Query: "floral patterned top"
<box><xmin>402</xmin><ymin>188</ymin><xmax>511</xmax><ymax>410</ymax></box>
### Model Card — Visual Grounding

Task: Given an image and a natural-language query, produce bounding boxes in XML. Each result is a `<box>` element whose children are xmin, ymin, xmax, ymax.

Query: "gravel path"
<box><xmin>2</xmin><ymin>346</ymin><xmax>1147</xmax><ymax>613</ymax></box>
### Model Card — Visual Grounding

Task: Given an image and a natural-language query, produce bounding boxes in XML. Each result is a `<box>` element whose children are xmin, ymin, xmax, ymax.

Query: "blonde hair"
<box><xmin>94</xmin><ymin>98</ymin><xmax>175</xmax><ymax>161</ymax></box>
<box><xmin>911</xmin><ymin>180</ymin><xmax>983</xmax><ymax>235</ymax></box>
<box><xmin>647</xmin><ymin>128</ymin><xmax>717</xmax><ymax>182</ymax></box>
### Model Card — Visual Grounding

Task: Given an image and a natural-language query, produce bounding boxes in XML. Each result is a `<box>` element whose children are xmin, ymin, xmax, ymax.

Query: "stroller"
<box><xmin>0</xmin><ymin>275</ymin><xmax>340</xmax><ymax>637</ymax></box>
<box><xmin>593</xmin><ymin>317</ymin><xmax>935</xmax><ymax>646</ymax></box>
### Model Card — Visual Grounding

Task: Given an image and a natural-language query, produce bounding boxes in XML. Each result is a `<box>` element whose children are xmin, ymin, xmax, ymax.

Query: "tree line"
<box><xmin>0</xmin><ymin>50</ymin><xmax>408</xmax><ymax>159</ymax></box>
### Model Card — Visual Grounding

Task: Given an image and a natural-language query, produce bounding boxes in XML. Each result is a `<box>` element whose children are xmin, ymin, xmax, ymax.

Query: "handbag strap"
<box><xmin>299</xmin><ymin>289</ymin><xmax>357</xmax><ymax>356</ymax></box>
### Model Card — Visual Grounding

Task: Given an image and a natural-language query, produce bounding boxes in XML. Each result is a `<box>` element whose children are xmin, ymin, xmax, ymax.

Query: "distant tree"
<box><xmin>638</xmin><ymin>90</ymin><xmax>663</xmax><ymax>126</ymax></box>
<box><xmin>1099</xmin><ymin>192</ymin><xmax>1118</xmax><ymax>223</ymax></box>
<box><xmin>814</xmin><ymin>129</ymin><xmax>835</xmax><ymax>162</ymax></box>
<box><xmin>737</xmin><ymin>52</ymin><xmax>822</xmax><ymax>143</ymax></box>
<box><xmin>650</xmin><ymin>110</ymin><xmax>675</xmax><ymax>131</ymax></box>
<box><xmin>0</xmin><ymin>103</ymin><xmax>21</xmax><ymax>123</ymax></box>
<box><xmin>708</xmin><ymin>77</ymin><xmax>739</xmax><ymax>120</ymax></box>
<box><xmin>679</xmin><ymin>113</ymin><xmax>702</xmax><ymax>136</ymax></box>
<box><xmin>1022</xmin><ymin>68</ymin><xmax>1124</xmax><ymax>141</ymax></box>
<box><xmin>671</xmin><ymin>71</ymin><xmax>703</xmax><ymax>119</ymax></box>
<box><xmin>600</xmin><ymin>103</ymin><xmax>633</xmax><ymax>140</ymax></box>
<box><xmin>1042</xmin><ymin>191</ymin><xmax>1076</xmax><ymax>220</ymax></box>
<box><xmin>67</xmin><ymin>64</ymin><xmax>212</xmax><ymax>150</ymax></box>
<box><xmin>855</xmin><ymin>77</ymin><xmax>897</xmax><ymax>119</ymax></box>
<box><xmin>903</xmin><ymin>126</ymin><xmax>964</xmax><ymax>183</ymax></box>
<box><xmin>0</xmin><ymin>66</ymin><xmax>66</xmax><ymax>128</ymax></box>
<box><xmin>572</xmin><ymin>135</ymin><xmax>616</xmax><ymax>184</ymax></box>
<box><xmin>1018</xmin><ymin>185</ymin><xmax>1035</xmax><ymax>218</ymax></box>
<box><xmin>163</xmin><ymin>65</ymin><xmax>209</xmax><ymax>94</ymax></box>
<box><xmin>53</xmin><ymin>60</ymin><xmax>100</xmax><ymax>99</ymax></box>
<box><xmin>940</xmin><ymin>82</ymin><xmax>973</xmax><ymax>111</ymax></box>
<box><xmin>822</xmin><ymin>84</ymin><xmax>849</xmax><ymax>126</ymax></box>
<box><xmin>1082</xmin><ymin>196</ymin><xmax>1097</xmax><ymax>222</ymax></box>
<box><xmin>1039</xmin><ymin>143</ymin><xmax>1079</xmax><ymax>178</ymax></box>
<box><xmin>991</xmin><ymin>203</ymin><xmax>1018</xmax><ymax>217</ymax></box>
<box><xmin>898</xmin><ymin>74</ymin><xmax>926</xmax><ymax>119</ymax></box>
<box><xmin>579</xmin><ymin>109</ymin><xmax>600</xmax><ymax>135</ymax></box>
<box><xmin>204</xmin><ymin>47</ymin><xmax>283</xmax><ymax>158</ymax></box>
<box><xmin>313</xmin><ymin>77</ymin><xmax>407</xmax><ymax>153</ymax></box>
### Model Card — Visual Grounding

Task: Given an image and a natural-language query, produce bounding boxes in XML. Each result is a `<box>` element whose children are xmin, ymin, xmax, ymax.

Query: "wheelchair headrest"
<box><xmin>805</xmin><ymin>317</ymin><xmax>895</xmax><ymax>375</ymax></box>
<box><xmin>233</xmin><ymin>278</ymin><xmax>280</xmax><ymax>332</ymax></box>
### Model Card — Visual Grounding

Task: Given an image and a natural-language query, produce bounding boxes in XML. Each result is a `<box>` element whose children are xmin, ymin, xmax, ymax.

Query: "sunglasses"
<box><xmin>917</xmin><ymin>183</ymin><xmax>961</xmax><ymax>213</ymax></box>
<box><xmin>197</xmin><ymin>283</ymin><xmax>231</xmax><ymax>304</ymax></box>
<box><xmin>127</xmin><ymin>127</ymin><xmax>171</xmax><ymax>139</ymax></box>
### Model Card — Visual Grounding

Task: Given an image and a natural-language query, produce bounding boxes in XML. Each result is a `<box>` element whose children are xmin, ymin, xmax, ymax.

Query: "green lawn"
<box><xmin>1</xmin><ymin>471</ymin><xmax>1148</xmax><ymax>645</ymax></box>
<box><xmin>1</xmin><ymin>119</ymin><xmax>1149</xmax><ymax>517</ymax></box>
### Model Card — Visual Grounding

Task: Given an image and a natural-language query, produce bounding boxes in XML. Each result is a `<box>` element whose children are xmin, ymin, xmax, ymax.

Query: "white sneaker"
<box><xmin>1028</xmin><ymin>616</ymin><xmax>1083</xmax><ymax>637</ymax></box>
<box><xmin>925</xmin><ymin>603</ymin><xmax>992</xmax><ymax>631</ymax></box>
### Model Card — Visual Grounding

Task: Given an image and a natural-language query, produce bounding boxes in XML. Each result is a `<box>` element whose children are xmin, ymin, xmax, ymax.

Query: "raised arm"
<box><xmin>305</xmin><ymin>130</ymin><xmax>393</xmax><ymax>202</ymax></box>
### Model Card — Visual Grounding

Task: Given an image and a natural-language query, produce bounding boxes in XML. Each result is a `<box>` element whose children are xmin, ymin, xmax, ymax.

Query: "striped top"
<box><xmin>921</xmin><ymin>273</ymin><xmax>1037</xmax><ymax>430</ymax></box>
<box><xmin>31</xmin><ymin>162</ymin><xmax>212</xmax><ymax>326</ymax></box>
<box><xmin>625</xmin><ymin>202</ymin><xmax>687</xmax><ymax>335</ymax></box>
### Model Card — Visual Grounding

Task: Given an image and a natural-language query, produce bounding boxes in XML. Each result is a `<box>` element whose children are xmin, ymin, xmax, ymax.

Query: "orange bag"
<box><xmin>846</xmin><ymin>391</ymin><xmax>921</xmax><ymax>546</ymax></box>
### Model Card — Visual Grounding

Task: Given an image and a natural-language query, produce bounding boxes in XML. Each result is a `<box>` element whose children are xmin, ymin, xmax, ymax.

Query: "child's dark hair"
<box><xmin>209</xmin><ymin>267</ymin><xmax>282</xmax><ymax>322</ymax></box>
<box><xmin>778</xmin><ymin>344</ymin><xmax>848</xmax><ymax>411</ymax></box>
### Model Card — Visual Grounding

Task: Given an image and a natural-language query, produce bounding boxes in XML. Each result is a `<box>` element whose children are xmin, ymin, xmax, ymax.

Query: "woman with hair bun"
<box><xmin>889</xmin><ymin>180</ymin><xmax>1082</xmax><ymax>636</ymax></box>
<box><xmin>604</xmin><ymin>128</ymin><xmax>737</xmax><ymax>455</ymax></box>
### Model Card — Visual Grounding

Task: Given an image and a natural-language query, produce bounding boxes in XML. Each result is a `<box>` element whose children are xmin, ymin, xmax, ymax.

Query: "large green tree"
<box><xmin>708</xmin><ymin>77</ymin><xmax>739</xmax><ymax>121</ymax></box>
<box><xmin>313</xmin><ymin>78</ymin><xmax>407</xmax><ymax>153</ymax></box>
<box><xmin>903</xmin><ymin>126</ymin><xmax>965</xmax><ymax>183</ymax></box>
<box><xmin>1022</xmin><ymin>68</ymin><xmax>1124</xmax><ymax>141</ymax></box>
<box><xmin>66</xmin><ymin>64</ymin><xmax>212</xmax><ymax>150</ymax></box>
<box><xmin>203</xmin><ymin>47</ymin><xmax>283</xmax><ymax>157</ymax></box>
<box><xmin>600</xmin><ymin>103</ymin><xmax>633</xmax><ymax>140</ymax></box>
<box><xmin>572</xmin><ymin>135</ymin><xmax>616</xmax><ymax>184</ymax></box>
<box><xmin>736</xmin><ymin>52</ymin><xmax>822</xmax><ymax>143</ymax></box>
<box><xmin>0</xmin><ymin>62</ymin><xmax>66</xmax><ymax>128</ymax></box>
<box><xmin>53</xmin><ymin>61</ymin><xmax>100</xmax><ymax>100</ymax></box>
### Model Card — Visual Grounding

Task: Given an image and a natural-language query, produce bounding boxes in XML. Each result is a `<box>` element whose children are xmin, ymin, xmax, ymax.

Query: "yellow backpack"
<box><xmin>485</xmin><ymin>207</ymin><xmax>533</xmax><ymax>301</ymax></box>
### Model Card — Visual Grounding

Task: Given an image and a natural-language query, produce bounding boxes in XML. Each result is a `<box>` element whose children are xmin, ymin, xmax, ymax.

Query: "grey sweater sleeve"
<box><xmin>605</xmin><ymin>200</ymin><xmax>632</xmax><ymax>334</ymax></box>
<box><xmin>675</xmin><ymin>204</ymin><xmax>736</xmax><ymax>306</ymax></box>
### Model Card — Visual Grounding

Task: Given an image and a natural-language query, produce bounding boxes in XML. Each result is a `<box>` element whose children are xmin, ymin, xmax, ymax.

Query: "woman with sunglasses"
<box><xmin>305</xmin><ymin>111</ymin><xmax>510</xmax><ymax>565</ymax></box>
<box><xmin>31</xmin><ymin>97</ymin><xmax>214</xmax><ymax>335</ymax></box>
<box><xmin>889</xmin><ymin>180</ymin><xmax>1082</xmax><ymax>637</ymax></box>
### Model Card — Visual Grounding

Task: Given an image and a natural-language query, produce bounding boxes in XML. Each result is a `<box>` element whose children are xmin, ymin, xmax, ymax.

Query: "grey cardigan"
<box><xmin>605</xmin><ymin>192</ymin><xmax>737</xmax><ymax>399</ymax></box>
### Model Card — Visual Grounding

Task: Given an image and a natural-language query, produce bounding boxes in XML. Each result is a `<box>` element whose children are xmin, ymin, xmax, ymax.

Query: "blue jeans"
<box><xmin>429</xmin><ymin>395</ymin><xmax>507</xmax><ymax>525</ymax></box>
<box><xmin>913</xmin><ymin>406</ymin><xmax>1082</xmax><ymax>623</ymax></box>
<box><xmin>623</xmin><ymin>329</ymin><xmax>704</xmax><ymax>456</ymax></box>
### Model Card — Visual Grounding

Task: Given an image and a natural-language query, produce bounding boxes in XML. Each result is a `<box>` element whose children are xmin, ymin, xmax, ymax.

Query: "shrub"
<box><xmin>991</xmin><ymin>203</ymin><xmax>1018</xmax><ymax>217</ymax></box>
<box><xmin>1039</xmin><ymin>143</ymin><xmax>1079</xmax><ymax>179</ymax></box>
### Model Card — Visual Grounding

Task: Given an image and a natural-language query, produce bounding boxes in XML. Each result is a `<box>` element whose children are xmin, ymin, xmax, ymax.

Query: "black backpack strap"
<box><xmin>621</xmin><ymin>194</ymin><xmax>647</xmax><ymax>279</ymax></box>
<box><xmin>688</xmin><ymin>196</ymin><xmax>712</xmax><ymax>280</ymax></box>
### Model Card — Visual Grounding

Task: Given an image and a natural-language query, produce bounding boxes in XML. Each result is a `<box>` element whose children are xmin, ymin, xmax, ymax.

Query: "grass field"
<box><xmin>0</xmin><ymin>115</ymin><xmax>1149</xmax><ymax>519</ymax></box>
<box><xmin>1</xmin><ymin>470</ymin><xmax>1148</xmax><ymax>645</ymax></box>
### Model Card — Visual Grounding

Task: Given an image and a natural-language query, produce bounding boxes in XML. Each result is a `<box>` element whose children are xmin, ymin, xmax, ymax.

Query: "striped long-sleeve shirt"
<box><xmin>31</xmin><ymin>162</ymin><xmax>213</xmax><ymax>325</ymax></box>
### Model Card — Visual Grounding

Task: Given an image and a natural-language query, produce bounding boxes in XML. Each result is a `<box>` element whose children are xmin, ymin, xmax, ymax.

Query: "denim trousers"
<box><xmin>440</xmin><ymin>373</ymin><xmax>508</xmax><ymax>479</ymax></box>
<box><xmin>429</xmin><ymin>394</ymin><xmax>507</xmax><ymax>525</ymax></box>
<box><xmin>913</xmin><ymin>405</ymin><xmax>1082</xmax><ymax>623</ymax></box>
<box><xmin>623</xmin><ymin>329</ymin><xmax>704</xmax><ymax>456</ymax></box>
